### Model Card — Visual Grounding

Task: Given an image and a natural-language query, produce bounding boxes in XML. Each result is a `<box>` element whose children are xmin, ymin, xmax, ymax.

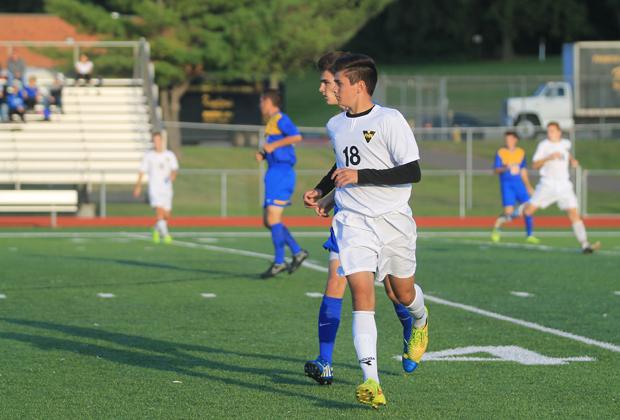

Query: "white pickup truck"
<box><xmin>503</xmin><ymin>41</ymin><xmax>620</xmax><ymax>137</ymax></box>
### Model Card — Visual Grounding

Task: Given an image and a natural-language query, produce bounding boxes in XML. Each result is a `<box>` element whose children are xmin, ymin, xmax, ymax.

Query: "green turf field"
<box><xmin>1</xmin><ymin>229</ymin><xmax>618</xmax><ymax>418</ymax></box>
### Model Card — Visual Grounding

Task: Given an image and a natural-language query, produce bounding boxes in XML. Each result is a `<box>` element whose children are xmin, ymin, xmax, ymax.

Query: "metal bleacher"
<box><xmin>0</xmin><ymin>80</ymin><xmax>152</xmax><ymax>186</ymax></box>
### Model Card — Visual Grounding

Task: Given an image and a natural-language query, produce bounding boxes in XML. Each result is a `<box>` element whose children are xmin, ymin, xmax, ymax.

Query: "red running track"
<box><xmin>1</xmin><ymin>215</ymin><xmax>620</xmax><ymax>228</ymax></box>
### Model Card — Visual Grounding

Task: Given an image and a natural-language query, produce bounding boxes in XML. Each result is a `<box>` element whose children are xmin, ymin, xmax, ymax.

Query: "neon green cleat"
<box><xmin>355</xmin><ymin>378</ymin><xmax>386</xmax><ymax>409</ymax></box>
<box><xmin>491</xmin><ymin>229</ymin><xmax>501</xmax><ymax>243</ymax></box>
<box><xmin>163</xmin><ymin>234</ymin><xmax>173</xmax><ymax>244</ymax></box>
<box><xmin>403</xmin><ymin>306</ymin><xmax>429</xmax><ymax>372</ymax></box>
<box><xmin>152</xmin><ymin>230</ymin><xmax>161</xmax><ymax>244</ymax></box>
<box><xmin>526</xmin><ymin>236</ymin><xmax>540</xmax><ymax>244</ymax></box>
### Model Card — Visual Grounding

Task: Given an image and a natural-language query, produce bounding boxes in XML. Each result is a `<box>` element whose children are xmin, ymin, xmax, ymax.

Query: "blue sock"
<box><xmin>393</xmin><ymin>302</ymin><xmax>413</xmax><ymax>342</ymax></box>
<box><xmin>524</xmin><ymin>215</ymin><xmax>533</xmax><ymax>237</ymax></box>
<box><xmin>318</xmin><ymin>295</ymin><xmax>343</xmax><ymax>364</ymax></box>
<box><xmin>270</xmin><ymin>223</ymin><xmax>286</xmax><ymax>264</ymax></box>
<box><xmin>283</xmin><ymin>225</ymin><xmax>302</xmax><ymax>255</ymax></box>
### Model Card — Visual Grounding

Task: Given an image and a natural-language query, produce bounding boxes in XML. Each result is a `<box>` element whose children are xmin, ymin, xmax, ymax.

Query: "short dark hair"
<box><xmin>547</xmin><ymin>121</ymin><xmax>561</xmax><ymax>130</ymax></box>
<box><xmin>317</xmin><ymin>51</ymin><xmax>348</xmax><ymax>73</ymax></box>
<box><xmin>331</xmin><ymin>53</ymin><xmax>378</xmax><ymax>95</ymax></box>
<box><xmin>261</xmin><ymin>89</ymin><xmax>281</xmax><ymax>108</ymax></box>
<box><xmin>504</xmin><ymin>130</ymin><xmax>519</xmax><ymax>140</ymax></box>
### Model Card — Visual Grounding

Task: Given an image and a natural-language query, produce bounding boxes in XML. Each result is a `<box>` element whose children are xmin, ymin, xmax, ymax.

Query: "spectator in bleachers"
<box><xmin>23</xmin><ymin>76</ymin><xmax>40</xmax><ymax>111</ymax></box>
<box><xmin>6</xmin><ymin>85</ymin><xmax>26</xmax><ymax>123</ymax></box>
<box><xmin>0</xmin><ymin>72</ymin><xmax>8</xmax><ymax>122</ymax></box>
<box><xmin>75</xmin><ymin>54</ymin><xmax>94</xmax><ymax>86</ymax></box>
<box><xmin>49</xmin><ymin>74</ymin><xmax>64</xmax><ymax>114</ymax></box>
<box><xmin>7</xmin><ymin>51</ymin><xmax>26</xmax><ymax>84</ymax></box>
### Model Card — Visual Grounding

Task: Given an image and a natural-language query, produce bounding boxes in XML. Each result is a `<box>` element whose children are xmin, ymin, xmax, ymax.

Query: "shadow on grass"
<box><xmin>0</xmin><ymin>317</ymin><xmax>363</xmax><ymax>410</ymax></box>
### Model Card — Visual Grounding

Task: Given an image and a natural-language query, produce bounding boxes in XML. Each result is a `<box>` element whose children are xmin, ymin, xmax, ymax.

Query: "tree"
<box><xmin>47</xmin><ymin>0</ymin><xmax>394</xmax><ymax>152</ymax></box>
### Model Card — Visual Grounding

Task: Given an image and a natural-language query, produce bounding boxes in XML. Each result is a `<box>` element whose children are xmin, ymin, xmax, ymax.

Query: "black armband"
<box><xmin>357</xmin><ymin>160</ymin><xmax>421</xmax><ymax>186</ymax></box>
<box><xmin>314</xmin><ymin>163</ymin><xmax>337</xmax><ymax>195</ymax></box>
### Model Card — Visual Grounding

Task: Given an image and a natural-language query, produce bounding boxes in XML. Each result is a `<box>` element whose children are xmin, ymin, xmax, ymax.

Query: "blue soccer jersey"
<box><xmin>494</xmin><ymin>147</ymin><xmax>529</xmax><ymax>207</ymax></box>
<box><xmin>263</xmin><ymin>112</ymin><xmax>299</xmax><ymax>207</ymax></box>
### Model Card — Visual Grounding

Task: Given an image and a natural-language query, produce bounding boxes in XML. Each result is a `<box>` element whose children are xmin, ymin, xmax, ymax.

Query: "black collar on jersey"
<box><xmin>346</xmin><ymin>105</ymin><xmax>375</xmax><ymax>118</ymax></box>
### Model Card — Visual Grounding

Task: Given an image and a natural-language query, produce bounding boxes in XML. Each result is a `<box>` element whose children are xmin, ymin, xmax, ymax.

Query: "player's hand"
<box><xmin>527</xmin><ymin>186</ymin><xmax>534</xmax><ymax>195</ymax></box>
<box><xmin>255</xmin><ymin>151</ymin><xmax>265</xmax><ymax>162</ymax></box>
<box><xmin>571</xmin><ymin>158</ymin><xmax>580</xmax><ymax>168</ymax></box>
<box><xmin>263</xmin><ymin>143</ymin><xmax>275</xmax><ymax>153</ymax></box>
<box><xmin>550</xmin><ymin>152</ymin><xmax>563</xmax><ymax>160</ymax></box>
<box><xmin>303</xmin><ymin>189</ymin><xmax>322</xmax><ymax>208</ymax></box>
<box><xmin>332</xmin><ymin>168</ymin><xmax>358</xmax><ymax>187</ymax></box>
<box><xmin>315</xmin><ymin>194</ymin><xmax>335</xmax><ymax>217</ymax></box>
<box><xmin>132</xmin><ymin>186</ymin><xmax>141</xmax><ymax>198</ymax></box>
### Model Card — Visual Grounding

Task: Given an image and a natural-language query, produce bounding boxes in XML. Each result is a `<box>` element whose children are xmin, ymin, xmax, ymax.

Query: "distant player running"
<box><xmin>133</xmin><ymin>132</ymin><xmax>179</xmax><ymax>244</ymax></box>
<box><xmin>491</xmin><ymin>131</ymin><xmax>538</xmax><ymax>243</ymax></box>
<box><xmin>524</xmin><ymin>122</ymin><xmax>600</xmax><ymax>253</ymax></box>
<box><xmin>302</xmin><ymin>52</ymin><xmax>414</xmax><ymax>386</ymax></box>
<box><xmin>255</xmin><ymin>89</ymin><xmax>308</xmax><ymax>278</ymax></box>
<box><xmin>312</xmin><ymin>54</ymin><xmax>428</xmax><ymax>408</ymax></box>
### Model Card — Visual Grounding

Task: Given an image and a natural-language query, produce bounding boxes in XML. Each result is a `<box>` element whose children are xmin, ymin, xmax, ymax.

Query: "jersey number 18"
<box><xmin>342</xmin><ymin>146</ymin><xmax>361</xmax><ymax>166</ymax></box>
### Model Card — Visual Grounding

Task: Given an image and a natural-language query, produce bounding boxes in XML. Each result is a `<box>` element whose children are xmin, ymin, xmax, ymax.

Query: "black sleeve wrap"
<box><xmin>357</xmin><ymin>160</ymin><xmax>421</xmax><ymax>186</ymax></box>
<box><xmin>314</xmin><ymin>163</ymin><xmax>337</xmax><ymax>195</ymax></box>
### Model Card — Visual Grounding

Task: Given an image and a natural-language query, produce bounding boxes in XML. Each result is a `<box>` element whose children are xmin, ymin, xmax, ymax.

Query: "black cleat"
<box><xmin>260</xmin><ymin>262</ymin><xmax>288</xmax><ymax>279</ymax></box>
<box><xmin>582</xmin><ymin>241</ymin><xmax>601</xmax><ymax>254</ymax></box>
<box><xmin>288</xmin><ymin>249</ymin><xmax>309</xmax><ymax>274</ymax></box>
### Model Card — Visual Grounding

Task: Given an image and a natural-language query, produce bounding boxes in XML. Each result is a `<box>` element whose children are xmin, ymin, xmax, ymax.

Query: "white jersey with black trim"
<box><xmin>140</xmin><ymin>150</ymin><xmax>179</xmax><ymax>195</ymax></box>
<box><xmin>327</xmin><ymin>104</ymin><xmax>420</xmax><ymax>217</ymax></box>
<box><xmin>532</xmin><ymin>138</ymin><xmax>572</xmax><ymax>184</ymax></box>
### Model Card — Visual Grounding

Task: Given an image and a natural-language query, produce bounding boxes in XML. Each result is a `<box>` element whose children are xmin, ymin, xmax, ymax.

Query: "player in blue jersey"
<box><xmin>255</xmin><ymin>89</ymin><xmax>308</xmax><ymax>278</ymax></box>
<box><xmin>491</xmin><ymin>131</ymin><xmax>539</xmax><ymax>243</ymax></box>
<box><xmin>302</xmin><ymin>52</ymin><xmax>414</xmax><ymax>386</ymax></box>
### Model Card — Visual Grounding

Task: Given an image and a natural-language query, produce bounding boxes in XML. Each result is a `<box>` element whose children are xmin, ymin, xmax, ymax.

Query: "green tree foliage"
<box><xmin>46</xmin><ymin>0</ymin><xmax>393</xmax><ymax>150</ymax></box>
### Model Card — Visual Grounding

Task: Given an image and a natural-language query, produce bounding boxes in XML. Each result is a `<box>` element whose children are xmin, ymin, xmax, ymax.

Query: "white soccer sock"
<box><xmin>494</xmin><ymin>215</ymin><xmax>511</xmax><ymax>229</ymax></box>
<box><xmin>571</xmin><ymin>220</ymin><xmax>589</xmax><ymax>248</ymax></box>
<box><xmin>352</xmin><ymin>311</ymin><xmax>379</xmax><ymax>383</ymax></box>
<box><xmin>406</xmin><ymin>284</ymin><xmax>427</xmax><ymax>329</ymax></box>
<box><xmin>157</xmin><ymin>219</ymin><xmax>169</xmax><ymax>236</ymax></box>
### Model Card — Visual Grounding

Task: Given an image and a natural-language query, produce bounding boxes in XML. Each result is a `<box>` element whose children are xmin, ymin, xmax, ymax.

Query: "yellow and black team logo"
<box><xmin>362</xmin><ymin>130</ymin><xmax>376</xmax><ymax>143</ymax></box>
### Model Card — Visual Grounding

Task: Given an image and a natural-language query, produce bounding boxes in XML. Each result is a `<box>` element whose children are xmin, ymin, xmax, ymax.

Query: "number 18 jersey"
<box><xmin>327</xmin><ymin>104</ymin><xmax>420</xmax><ymax>217</ymax></box>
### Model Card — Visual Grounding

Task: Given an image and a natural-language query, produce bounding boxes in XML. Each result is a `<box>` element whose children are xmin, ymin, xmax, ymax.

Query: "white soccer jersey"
<box><xmin>532</xmin><ymin>138</ymin><xmax>572</xmax><ymax>183</ymax></box>
<box><xmin>140</xmin><ymin>150</ymin><xmax>179</xmax><ymax>196</ymax></box>
<box><xmin>327</xmin><ymin>104</ymin><xmax>420</xmax><ymax>217</ymax></box>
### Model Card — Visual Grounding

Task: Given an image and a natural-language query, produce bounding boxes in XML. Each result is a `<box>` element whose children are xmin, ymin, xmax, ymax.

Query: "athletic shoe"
<box><xmin>152</xmin><ymin>230</ymin><xmax>161</xmax><ymax>244</ymax></box>
<box><xmin>525</xmin><ymin>236</ymin><xmax>540</xmax><ymax>244</ymax></box>
<box><xmin>260</xmin><ymin>262</ymin><xmax>288</xmax><ymax>279</ymax></box>
<box><xmin>491</xmin><ymin>229</ymin><xmax>501</xmax><ymax>243</ymax></box>
<box><xmin>163</xmin><ymin>234</ymin><xmax>173</xmax><ymax>244</ymax></box>
<box><xmin>288</xmin><ymin>249</ymin><xmax>309</xmax><ymax>274</ymax></box>
<box><xmin>582</xmin><ymin>241</ymin><xmax>601</xmax><ymax>254</ymax></box>
<box><xmin>403</xmin><ymin>306</ymin><xmax>429</xmax><ymax>373</ymax></box>
<box><xmin>304</xmin><ymin>357</ymin><xmax>333</xmax><ymax>385</ymax></box>
<box><xmin>355</xmin><ymin>378</ymin><xmax>386</xmax><ymax>409</ymax></box>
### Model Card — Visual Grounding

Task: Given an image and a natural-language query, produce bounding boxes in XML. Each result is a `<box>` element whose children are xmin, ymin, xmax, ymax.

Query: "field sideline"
<box><xmin>1</xmin><ymin>228</ymin><xmax>618</xmax><ymax>418</ymax></box>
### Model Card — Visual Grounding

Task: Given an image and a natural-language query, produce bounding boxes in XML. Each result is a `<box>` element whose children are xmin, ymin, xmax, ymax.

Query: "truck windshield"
<box><xmin>533</xmin><ymin>84</ymin><xmax>547</xmax><ymax>96</ymax></box>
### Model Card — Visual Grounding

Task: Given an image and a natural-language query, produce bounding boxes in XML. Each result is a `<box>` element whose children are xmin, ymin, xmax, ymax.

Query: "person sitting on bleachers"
<box><xmin>49</xmin><ymin>74</ymin><xmax>64</xmax><ymax>114</ymax></box>
<box><xmin>7</xmin><ymin>51</ymin><xmax>26</xmax><ymax>84</ymax></box>
<box><xmin>23</xmin><ymin>76</ymin><xmax>41</xmax><ymax>111</ymax></box>
<box><xmin>6</xmin><ymin>85</ymin><xmax>26</xmax><ymax>123</ymax></box>
<box><xmin>0</xmin><ymin>72</ymin><xmax>8</xmax><ymax>122</ymax></box>
<box><xmin>75</xmin><ymin>54</ymin><xmax>94</xmax><ymax>86</ymax></box>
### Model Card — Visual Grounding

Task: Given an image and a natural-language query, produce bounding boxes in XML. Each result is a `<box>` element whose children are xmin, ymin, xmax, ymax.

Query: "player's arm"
<box><xmin>133</xmin><ymin>171</ymin><xmax>144</xmax><ymax>197</ymax></box>
<box><xmin>332</xmin><ymin>160</ymin><xmax>421</xmax><ymax>188</ymax></box>
<box><xmin>304</xmin><ymin>163</ymin><xmax>336</xmax><ymax>208</ymax></box>
<box><xmin>532</xmin><ymin>152</ymin><xmax>563</xmax><ymax>169</ymax></box>
<box><xmin>263</xmin><ymin>134</ymin><xmax>302</xmax><ymax>153</ymax></box>
<box><xmin>170</xmin><ymin>170</ymin><xmax>178</xmax><ymax>183</ymax></box>
<box><xmin>520</xmin><ymin>169</ymin><xmax>534</xmax><ymax>194</ymax></box>
<box><xmin>568</xmin><ymin>153</ymin><xmax>579</xmax><ymax>168</ymax></box>
<box><xmin>315</xmin><ymin>189</ymin><xmax>335</xmax><ymax>217</ymax></box>
<box><xmin>494</xmin><ymin>152</ymin><xmax>508</xmax><ymax>174</ymax></box>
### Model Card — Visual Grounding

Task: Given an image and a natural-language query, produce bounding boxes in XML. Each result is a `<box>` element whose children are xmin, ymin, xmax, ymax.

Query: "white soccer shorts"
<box><xmin>530</xmin><ymin>181</ymin><xmax>578</xmax><ymax>210</ymax></box>
<box><xmin>149</xmin><ymin>191</ymin><xmax>173</xmax><ymax>211</ymax></box>
<box><xmin>332</xmin><ymin>211</ymin><xmax>417</xmax><ymax>282</ymax></box>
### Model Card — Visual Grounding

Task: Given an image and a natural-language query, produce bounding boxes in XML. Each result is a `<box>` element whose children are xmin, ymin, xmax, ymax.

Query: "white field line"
<box><xmin>124</xmin><ymin>233</ymin><xmax>620</xmax><ymax>354</ymax></box>
<box><xmin>1</xmin><ymin>230</ymin><xmax>620</xmax><ymax>239</ymax></box>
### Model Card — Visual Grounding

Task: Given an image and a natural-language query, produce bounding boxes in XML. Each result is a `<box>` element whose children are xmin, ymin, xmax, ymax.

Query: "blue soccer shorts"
<box><xmin>500</xmin><ymin>182</ymin><xmax>530</xmax><ymax>207</ymax></box>
<box><xmin>264</xmin><ymin>166</ymin><xmax>296</xmax><ymax>208</ymax></box>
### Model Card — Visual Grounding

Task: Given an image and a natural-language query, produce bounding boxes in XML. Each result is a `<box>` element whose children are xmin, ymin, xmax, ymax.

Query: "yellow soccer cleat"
<box><xmin>526</xmin><ymin>236</ymin><xmax>540</xmax><ymax>244</ymax></box>
<box><xmin>403</xmin><ymin>306</ymin><xmax>429</xmax><ymax>372</ymax></box>
<box><xmin>491</xmin><ymin>229</ymin><xmax>501</xmax><ymax>243</ymax></box>
<box><xmin>152</xmin><ymin>230</ymin><xmax>161</xmax><ymax>244</ymax></box>
<box><xmin>355</xmin><ymin>378</ymin><xmax>386</xmax><ymax>409</ymax></box>
<box><xmin>163</xmin><ymin>234</ymin><xmax>173</xmax><ymax>244</ymax></box>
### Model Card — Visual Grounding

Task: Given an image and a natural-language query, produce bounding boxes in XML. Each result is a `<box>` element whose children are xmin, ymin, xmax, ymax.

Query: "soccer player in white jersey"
<box><xmin>302</xmin><ymin>52</ymin><xmax>414</xmax><ymax>387</ymax></box>
<box><xmin>524</xmin><ymin>122</ymin><xmax>599</xmax><ymax>253</ymax></box>
<box><xmin>133</xmin><ymin>132</ymin><xmax>179</xmax><ymax>244</ymax></box>
<box><xmin>311</xmin><ymin>54</ymin><xmax>428</xmax><ymax>408</ymax></box>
